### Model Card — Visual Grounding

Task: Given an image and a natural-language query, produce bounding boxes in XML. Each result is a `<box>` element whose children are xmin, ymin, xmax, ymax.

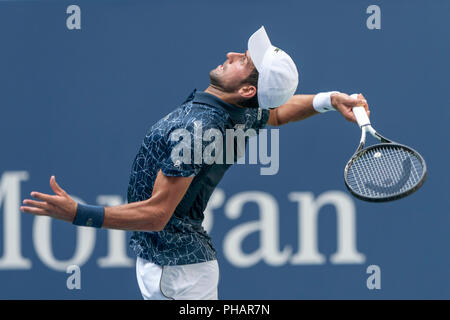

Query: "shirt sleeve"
<box><xmin>250</xmin><ymin>108</ymin><xmax>270</xmax><ymax>132</ymax></box>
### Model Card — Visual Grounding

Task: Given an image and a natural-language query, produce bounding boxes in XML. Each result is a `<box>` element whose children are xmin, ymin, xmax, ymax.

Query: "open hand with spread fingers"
<box><xmin>21</xmin><ymin>176</ymin><xmax>77</xmax><ymax>223</ymax></box>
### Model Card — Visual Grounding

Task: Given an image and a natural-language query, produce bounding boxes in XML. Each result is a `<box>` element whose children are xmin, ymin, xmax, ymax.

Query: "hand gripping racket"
<box><xmin>344</xmin><ymin>95</ymin><xmax>427</xmax><ymax>202</ymax></box>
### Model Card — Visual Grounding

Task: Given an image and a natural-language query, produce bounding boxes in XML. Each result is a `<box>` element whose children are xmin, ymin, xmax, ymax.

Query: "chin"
<box><xmin>209</xmin><ymin>71</ymin><xmax>221</xmax><ymax>87</ymax></box>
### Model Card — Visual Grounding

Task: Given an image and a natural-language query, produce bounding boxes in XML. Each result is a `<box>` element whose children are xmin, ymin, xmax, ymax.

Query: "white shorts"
<box><xmin>136</xmin><ymin>257</ymin><xmax>219</xmax><ymax>300</ymax></box>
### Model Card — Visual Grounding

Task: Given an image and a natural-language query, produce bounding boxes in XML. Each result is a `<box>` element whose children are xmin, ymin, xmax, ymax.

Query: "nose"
<box><xmin>226</xmin><ymin>52</ymin><xmax>244</xmax><ymax>62</ymax></box>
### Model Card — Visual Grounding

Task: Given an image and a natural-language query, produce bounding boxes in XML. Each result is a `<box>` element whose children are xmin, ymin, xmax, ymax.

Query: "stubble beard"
<box><xmin>209</xmin><ymin>69</ymin><xmax>239</xmax><ymax>94</ymax></box>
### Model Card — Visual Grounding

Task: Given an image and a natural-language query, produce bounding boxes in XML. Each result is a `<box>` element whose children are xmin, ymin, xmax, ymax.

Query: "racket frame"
<box><xmin>344</xmin><ymin>106</ymin><xmax>427</xmax><ymax>202</ymax></box>
<box><xmin>344</xmin><ymin>142</ymin><xmax>427</xmax><ymax>202</ymax></box>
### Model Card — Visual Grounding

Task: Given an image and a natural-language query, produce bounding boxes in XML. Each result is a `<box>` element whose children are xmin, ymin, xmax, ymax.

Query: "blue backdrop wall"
<box><xmin>0</xmin><ymin>0</ymin><xmax>449</xmax><ymax>299</ymax></box>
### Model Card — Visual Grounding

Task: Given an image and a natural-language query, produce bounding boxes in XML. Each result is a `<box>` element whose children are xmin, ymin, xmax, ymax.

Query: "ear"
<box><xmin>238</xmin><ymin>84</ymin><xmax>257</xmax><ymax>99</ymax></box>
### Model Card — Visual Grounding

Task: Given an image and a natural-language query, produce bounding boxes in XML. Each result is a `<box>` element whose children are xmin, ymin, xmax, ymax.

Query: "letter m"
<box><xmin>0</xmin><ymin>171</ymin><xmax>31</xmax><ymax>269</ymax></box>
<box><xmin>288</xmin><ymin>191</ymin><xmax>366</xmax><ymax>264</ymax></box>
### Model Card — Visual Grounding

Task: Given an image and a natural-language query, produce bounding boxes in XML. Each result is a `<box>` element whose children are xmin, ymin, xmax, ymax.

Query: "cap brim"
<box><xmin>248</xmin><ymin>26</ymin><xmax>272</xmax><ymax>72</ymax></box>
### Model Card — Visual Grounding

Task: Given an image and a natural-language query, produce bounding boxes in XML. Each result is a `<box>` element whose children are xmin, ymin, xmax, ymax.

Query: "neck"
<box><xmin>204</xmin><ymin>85</ymin><xmax>244</xmax><ymax>108</ymax></box>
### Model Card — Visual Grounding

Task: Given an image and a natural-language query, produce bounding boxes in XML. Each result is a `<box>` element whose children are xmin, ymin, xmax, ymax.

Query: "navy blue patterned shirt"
<box><xmin>128</xmin><ymin>89</ymin><xmax>269</xmax><ymax>266</ymax></box>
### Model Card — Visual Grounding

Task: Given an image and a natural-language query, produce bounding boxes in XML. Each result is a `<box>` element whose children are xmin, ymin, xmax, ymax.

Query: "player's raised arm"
<box><xmin>20</xmin><ymin>171</ymin><xmax>193</xmax><ymax>232</ymax></box>
<box><xmin>267</xmin><ymin>92</ymin><xmax>370</xmax><ymax>126</ymax></box>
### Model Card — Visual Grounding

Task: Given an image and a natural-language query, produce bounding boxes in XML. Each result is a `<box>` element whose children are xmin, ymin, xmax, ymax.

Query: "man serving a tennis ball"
<box><xmin>21</xmin><ymin>26</ymin><xmax>369</xmax><ymax>299</ymax></box>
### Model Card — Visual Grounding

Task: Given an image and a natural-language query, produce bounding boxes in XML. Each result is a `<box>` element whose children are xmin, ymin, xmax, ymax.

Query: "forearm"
<box><xmin>281</xmin><ymin>94</ymin><xmax>317</xmax><ymax>123</ymax></box>
<box><xmin>269</xmin><ymin>91</ymin><xmax>345</xmax><ymax>126</ymax></box>
<box><xmin>101</xmin><ymin>198</ymin><xmax>168</xmax><ymax>232</ymax></box>
<box><xmin>71</xmin><ymin>171</ymin><xmax>193</xmax><ymax>232</ymax></box>
<box><xmin>269</xmin><ymin>94</ymin><xmax>318</xmax><ymax>126</ymax></box>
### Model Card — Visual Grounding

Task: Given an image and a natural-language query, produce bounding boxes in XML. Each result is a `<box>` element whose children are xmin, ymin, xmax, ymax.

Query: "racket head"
<box><xmin>344</xmin><ymin>143</ymin><xmax>427</xmax><ymax>202</ymax></box>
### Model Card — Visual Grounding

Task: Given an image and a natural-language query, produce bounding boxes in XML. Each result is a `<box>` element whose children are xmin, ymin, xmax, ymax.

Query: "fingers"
<box><xmin>332</xmin><ymin>92</ymin><xmax>371</xmax><ymax>124</ymax></box>
<box><xmin>348</xmin><ymin>93</ymin><xmax>369</xmax><ymax>117</ymax></box>
<box><xmin>22</xmin><ymin>199</ymin><xmax>49</xmax><ymax>210</ymax></box>
<box><xmin>357</xmin><ymin>93</ymin><xmax>367</xmax><ymax>104</ymax></box>
<box><xmin>20</xmin><ymin>205</ymin><xmax>47</xmax><ymax>216</ymax></box>
<box><xmin>345</xmin><ymin>108</ymin><xmax>357</xmax><ymax>123</ymax></box>
<box><xmin>357</xmin><ymin>93</ymin><xmax>370</xmax><ymax>116</ymax></box>
<box><xmin>21</xmin><ymin>198</ymin><xmax>59</xmax><ymax>217</ymax></box>
<box><xmin>21</xmin><ymin>176</ymin><xmax>74</xmax><ymax>219</ymax></box>
<box><xmin>30</xmin><ymin>191</ymin><xmax>57</xmax><ymax>204</ymax></box>
<box><xmin>356</xmin><ymin>96</ymin><xmax>367</xmax><ymax>107</ymax></box>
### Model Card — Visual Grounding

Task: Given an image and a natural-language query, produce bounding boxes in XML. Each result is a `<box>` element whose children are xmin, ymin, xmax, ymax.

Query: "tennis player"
<box><xmin>20</xmin><ymin>26</ymin><xmax>369</xmax><ymax>300</ymax></box>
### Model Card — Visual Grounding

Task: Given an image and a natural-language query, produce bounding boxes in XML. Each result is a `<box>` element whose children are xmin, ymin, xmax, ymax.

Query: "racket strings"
<box><xmin>350</xmin><ymin>147</ymin><xmax>421</xmax><ymax>196</ymax></box>
<box><xmin>346</xmin><ymin>145</ymin><xmax>425</xmax><ymax>199</ymax></box>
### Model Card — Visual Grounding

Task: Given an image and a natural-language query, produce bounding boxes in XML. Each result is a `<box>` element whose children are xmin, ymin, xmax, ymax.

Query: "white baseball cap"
<box><xmin>248</xmin><ymin>26</ymin><xmax>299</xmax><ymax>109</ymax></box>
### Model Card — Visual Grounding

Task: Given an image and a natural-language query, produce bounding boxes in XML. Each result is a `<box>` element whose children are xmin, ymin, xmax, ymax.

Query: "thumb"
<box><xmin>344</xmin><ymin>95</ymin><xmax>362</xmax><ymax>107</ymax></box>
<box><xmin>348</xmin><ymin>94</ymin><xmax>366</xmax><ymax>107</ymax></box>
<box><xmin>50</xmin><ymin>176</ymin><xmax>65</xmax><ymax>195</ymax></box>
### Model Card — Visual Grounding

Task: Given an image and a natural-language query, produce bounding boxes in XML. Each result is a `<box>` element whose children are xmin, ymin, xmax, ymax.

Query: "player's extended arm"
<box><xmin>267</xmin><ymin>93</ymin><xmax>370</xmax><ymax>126</ymax></box>
<box><xmin>20</xmin><ymin>171</ymin><xmax>193</xmax><ymax>232</ymax></box>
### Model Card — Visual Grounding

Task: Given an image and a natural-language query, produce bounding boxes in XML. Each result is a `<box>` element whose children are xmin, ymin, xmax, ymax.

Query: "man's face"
<box><xmin>209</xmin><ymin>50</ymin><xmax>255</xmax><ymax>93</ymax></box>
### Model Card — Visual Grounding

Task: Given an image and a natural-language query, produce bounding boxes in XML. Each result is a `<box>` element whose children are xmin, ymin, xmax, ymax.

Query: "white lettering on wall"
<box><xmin>223</xmin><ymin>191</ymin><xmax>292</xmax><ymax>267</ymax></box>
<box><xmin>0</xmin><ymin>171</ymin><xmax>32</xmax><ymax>269</ymax></box>
<box><xmin>288</xmin><ymin>191</ymin><xmax>366</xmax><ymax>265</ymax></box>
<box><xmin>0</xmin><ymin>171</ymin><xmax>366</xmax><ymax>271</ymax></box>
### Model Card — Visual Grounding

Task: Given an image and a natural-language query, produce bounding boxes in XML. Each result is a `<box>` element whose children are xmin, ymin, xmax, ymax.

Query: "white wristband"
<box><xmin>313</xmin><ymin>91</ymin><xmax>339</xmax><ymax>113</ymax></box>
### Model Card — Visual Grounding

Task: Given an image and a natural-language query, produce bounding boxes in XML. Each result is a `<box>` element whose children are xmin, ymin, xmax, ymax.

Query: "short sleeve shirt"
<box><xmin>128</xmin><ymin>89</ymin><xmax>270</xmax><ymax>266</ymax></box>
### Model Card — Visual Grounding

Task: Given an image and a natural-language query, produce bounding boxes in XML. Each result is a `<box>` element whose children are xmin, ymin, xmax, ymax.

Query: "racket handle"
<box><xmin>350</xmin><ymin>94</ymin><xmax>370</xmax><ymax>128</ymax></box>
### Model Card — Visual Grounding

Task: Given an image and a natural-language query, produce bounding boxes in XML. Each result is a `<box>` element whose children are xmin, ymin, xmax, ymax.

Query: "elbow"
<box><xmin>269</xmin><ymin>108</ymin><xmax>287</xmax><ymax>127</ymax></box>
<box><xmin>149</xmin><ymin>208</ymin><xmax>172</xmax><ymax>232</ymax></box>
<box><xmin>142</xmin><ymin>192</ymin><xmax>177</xmax><ymax>232</ymax></box>
<box><xmin>144</xmin><ymin>222</ymin><xmax>165</xmax><ymax>232</ymax></box>
<box><xmin>149</xmin><ymin>218</ymin><xmax>167</xmax><ymax>232</ymax></box>
<box><xmin>273</xmin><ymin>119</ymin><xmax>287</xmax><ymax>126</ymax></box>
<box><xmin>269</xmin><ymin>109</ymin><xmax>281</xmax><ymax>126</ymax></box>
<box><xmin>153</xmin><ymin>221</ymin><xmax>167</xmax><ymax>232</ymax></box>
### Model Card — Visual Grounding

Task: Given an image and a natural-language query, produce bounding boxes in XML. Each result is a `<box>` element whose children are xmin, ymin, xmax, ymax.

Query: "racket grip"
<box><xmin>350</xmin><ymin>94</ymin><xmax>370</xmax><ymax>128</ymax></box>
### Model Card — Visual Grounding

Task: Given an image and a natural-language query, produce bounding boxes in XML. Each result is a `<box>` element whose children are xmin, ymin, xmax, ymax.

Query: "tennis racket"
<box><xmin>344</xmin><ymin>94</ymin><xmax>427</xmax><ymax>202</ymax></box>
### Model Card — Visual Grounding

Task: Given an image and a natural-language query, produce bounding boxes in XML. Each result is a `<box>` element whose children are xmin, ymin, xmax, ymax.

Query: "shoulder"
<box><xmin>173</xmin><ymin>101</ymin><xmax>229</xmax><ymax>132</ymax></box>
<box><xmin>243</xmin><ymin>107</ymin><xmax>270</xmax><ymax>130</ymax></box>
